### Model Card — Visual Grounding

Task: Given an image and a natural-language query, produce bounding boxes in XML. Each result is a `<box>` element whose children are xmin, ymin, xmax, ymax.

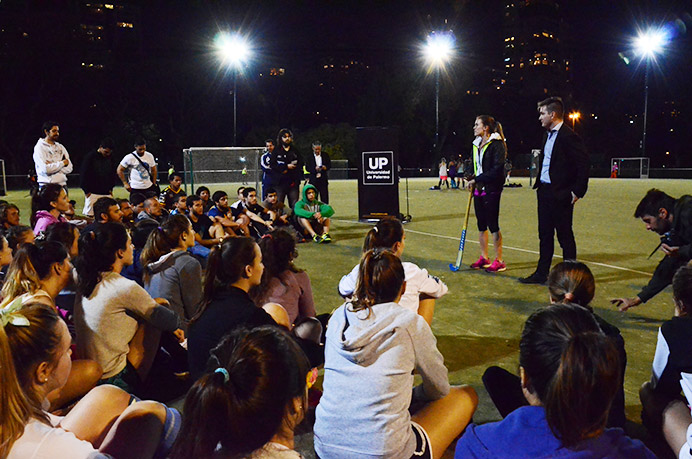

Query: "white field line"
<box><xmin>336</xmin><ymin>219</ymin><xmax>652</xmax><ymax>277</ymax></box>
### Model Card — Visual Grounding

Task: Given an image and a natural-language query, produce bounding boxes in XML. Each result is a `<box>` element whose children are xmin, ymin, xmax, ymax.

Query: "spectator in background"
<box><xmin>33</xmin><ymin>121</ymin><xmax>73</xmax><ymax>188</ymax></box>
<box><xmin>121</xmin><ymin>219</ymin><xmax>158</xmax><ymax>286</ymax></box>
<box><xmin>136</xmin><ymin>197</ymin><xmax>164</xmax><ymax>224</ymax></box>
<box><xmin>195</xmin><ymin>186</ymin><xmax>213</xmax><ymax>213</ymax></box>
<box><xmin>242</xmin><ymin>187</ymin><xmax>273</xmax><ymax>238</ymax></box>
<box><xmin>117</xmin><ymin>138</ymin><xmax>158</xmax><ymax>198</ymax></box>
<box><xmin>1</xmin><ymin>203</ymin><xmax>20</xmax><ymax>230</ymax></box>
<box><xmin>160</xmin><ymin>172</ymin><xmax>186</xmax><ymax>211</ymax></box>
<box><xmin>80</xmin><ymin>137</ymin><xmax>119</xmax><ymax>217</ymax></box>
<box><xmin>42</xmin><ymin>222</ymin><xmax>80</xmax><ymax>259</ymax></box>
<box><xmin>208</xmin><ymin>190</ymin><xmax>248</xmax><ymax>237</ymax></box>
<box><xmin>31</xmin><ymin>184</ymin><xmax>69</xmax><ymax>235</ymax></box>
<box><xmin>6</xmin><ymin>225</ymin><xmax>35</xmax><ymax>255</ymax></box>
<box><xmin>270</xmin><ymin>129</ymin><xmax>302</xmax><ymax>208</ymax></box>
<box><xmin>262</xmin><ymin>188</ymin><xmax>290</xmax><ymax>227</ymax></box>
<box><xmin>129</xmin><ymin>192</ymin><xmax>147</xmax><ymax>219</ymax></box>
<box><xmin>260</xmin><ymin>139</ymin><xmax>275</xmax><ymax>200</ymax></box>
<box><xmin>170</xmin><ymin>195</ymin><xmax>187</xmax><ymax>216</ymax></box>
<box><xmin>82</xmin><ymin>197</ymin><xmax>123</xmax><ymax>234</ymax></box>
<box><xmin>187</xmin><ymin>194</ymin><xmax>224</xmax><ymax>248</ymax></box>
<box><xmin>117</xmin><ymin>198</ymin><xmax>134</xmax><ymax>228</ymax></box>
<box><xmin>294</xmin><ymin>184</ymin><xmax>333</xmax><ymax>243</ymax></box>
<box><xmin>306</xmin><ymin>140</ymin><xmax>331</xmax><ymax>204</ymax></box>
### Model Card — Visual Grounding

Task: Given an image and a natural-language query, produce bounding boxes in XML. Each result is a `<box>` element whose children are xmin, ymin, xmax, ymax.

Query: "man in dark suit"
<box><xmin>305</xmin><ymin>140</ymin><xmax>331</xmax><ymax>204</ymax></box>
<box><xmin>519</xmin><ymin>97</ymin><xmax>589</xmax><ymax>284</ymax></box>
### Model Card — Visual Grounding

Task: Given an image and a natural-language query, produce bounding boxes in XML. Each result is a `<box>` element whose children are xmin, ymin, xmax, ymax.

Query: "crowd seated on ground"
<box><xmin>2</xmin><ymin>179</ymin><xmax>688</xmax><ymax>458</ymax></box>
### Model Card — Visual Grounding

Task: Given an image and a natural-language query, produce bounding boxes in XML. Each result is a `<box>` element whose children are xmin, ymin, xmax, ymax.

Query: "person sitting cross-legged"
<box><xmin>294</xmin><ymin>184</ymin><xmax>333</xmax><ymax>243</ymax></box>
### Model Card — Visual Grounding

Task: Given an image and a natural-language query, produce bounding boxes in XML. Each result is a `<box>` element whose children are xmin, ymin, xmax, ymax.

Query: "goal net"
<box><xmin>610</xmin><ymin>157</ymin><xmax>649</xmax><ymax>178</ymax></box>
<box><xmin>182</xmin><ymin>147</ymin><xmax>263</xmax><ymax>194</ymax></box>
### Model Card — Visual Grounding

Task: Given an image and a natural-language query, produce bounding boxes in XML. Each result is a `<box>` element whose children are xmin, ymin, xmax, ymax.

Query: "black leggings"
<box><xmin>474</xmin><ymin>190</ymin><xmax>502</xmax><ymax>233</ymax></box>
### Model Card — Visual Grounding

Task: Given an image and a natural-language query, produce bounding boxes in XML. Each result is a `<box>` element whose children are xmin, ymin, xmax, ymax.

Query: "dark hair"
<box><xmin>170</xmin><ymin>326</ymin><xmax>309</xmax><ymax>458</ymax></box>
<box><xmin>195</xmin><ymin>186</ymin><xmax>210</xmax><ymax>197</ymax></box>
<box><xmin>277</xmin><ymin>128</ymin><xmax>293</xmax><ymax>146</ymax></box>
<box><xmin>168</xmin><ymin>172</ymin><xmax>183</xmax><ymax>182</ymax></box>
<box><xmin>634</xmin><ymin>188</ymin><xmax>676</xmax><ymax>218</ymax></box>
<box><xmin>93</xmin><ymin>197</ymin><xmax>119</xmax><ymax>222</ymax></box>
<box><xmin>187</xmin><ymin>194</ymin><xmax>202</xmax><ymax>205</ymax></box>
<box><xmin>131</xmin><ymin>219</ymin><xmax>159</xmax><ymax>249</ymax></box>
<box><xmin>362</xmin><ymin>217</ymin><xmax>404</xmax><ymax>253</ymax></box>
<box><xmin>254</xmin><ymin>230</ymin><xmax>300</xmax><ymax>303</ymax></box>
<box><xmin>134</xmin><ymin>137</ymin><xmax>146</xmax><ymax>147</ymax></box>
<box><xmin>548</xmin><ymin>261</ymin><xmax>595</xmax><ymax>308</ymax></box>
<box><xmin>130</xmin><ymin>192</ymin><xmax>146</xmax><ymax>207</ymax></box>
<box><xmin>141</xmin><ymin>214</ymin><xmax>191</xmax><ymax>284</ymax></box>
<box><xmin>519</xmin><ymin>304</ymin><xmax>619</xmax><ymax>447</ymax></box>
<box><xmin>5</xmin><ymin>226</ymin><xmax>33</xmax><ymax>253</ymax></box>
<box><xmin>673</xmin><ymin>264</ymin><xmax>692</xmax><ymax>316</ymax></box>
<box><xmin>537</xmin><ymin>96</ymin><xmax>564</xmax><ymax>119</ymax></box>
<box><xmin>0</xmin><ymin>302</ymin><xmax>62</xmax><ymax>455</ymax></box>
<box><xmin>212</xmin><ymin>190</ymin><xmax>227</xmax><ymax>204</ymax></box>
<box><xmin>1</xmin><ymin>241</ymin><xmax>68</xmax><ymax>301</ymax></box>
<box><xmin>41</xmin><ymin>121</ymin><xmax>58</xmax><ymax>135</ymax></box>
<box><xmin>352</xmin><ymin>249</ymin><xmax>405</xmax><ymax>313</ymax></box>
<box><xmin>194</xmin><ymin>237</ymin><xmax>258</xmax><ymax>321</ymax></box>
<box><xmin>236</xmin><ymin>187</ymin><xmax>245</xmax><ymax>196</ymax></box>
<box><xmin>265</xmin><ymin>187</ymin><xmax>277</xmax><ymax>195</ymax></box>
<box><xmin>74</xmin><ymin>223</ymin><xmax>129</xmax><ymax>297</ymax></box>
<box><xmin>99</xmin><ymin>137</ymin><xmax>115</xmax><ymax>149</ymax></box>
<box><xmin>116</xmin><ymin>198</ymin><xmax>130</xmax><ymax>207</ymax></box>
<box><xmin>242</xmin><ymin>187</ymin><xmax>256</xmax><ymax>198</ymax></box>
<box><xmin>1</xmin><ymin>203</ymin><xmax>19</xmax><ymax>225</ymax></box>
<box><xmin>30</xmin><ymin>184</ymin><xmax>64</xmax><ymax>227</ymax></box>
<box><xmin>41</xmin><ymin>222</ymin><xmax>78</xmax><ymax>255</ymax></box>
<box><xmin>265</xmin><ymin>139</ymin><xmax>274</xmax><ymax>145</ymax></box>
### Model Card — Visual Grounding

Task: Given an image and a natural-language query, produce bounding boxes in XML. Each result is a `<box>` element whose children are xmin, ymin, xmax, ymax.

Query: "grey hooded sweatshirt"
<box><xmin>314</xmin><ymin>301</ymin><xmax>450</xmax><ymax>458</ymax></box>
<box><xmin>144</xmin><ymin>250</ymin><xmax>203</xmax><ymax>331</ymax></box>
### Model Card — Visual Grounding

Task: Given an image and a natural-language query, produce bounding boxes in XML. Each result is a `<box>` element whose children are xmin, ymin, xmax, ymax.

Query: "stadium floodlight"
<box><xmin>422</xmin><ymin>31</ymin><xmax>455</xmax><ymax>152</ymax></box>
<box><xmin>215</xmin><ymin>32</ymin><xmax>252</xmax><ymax>147</ymax></box>
<box><xmin>632</xmin><ymin>28</ymin><xmax>668</xmax><ymax>157</ymax></box>
<box><xmin>568</xmin><ymin>111</ymin><xmax>581</xmax><ymax>129</ymax></box>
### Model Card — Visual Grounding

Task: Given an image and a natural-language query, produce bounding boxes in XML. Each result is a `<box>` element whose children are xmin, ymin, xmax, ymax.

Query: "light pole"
<box><xmin>633</xmin><ymin>29</ymin><xmax>666</xmax><ymax>157</ymax></box>
<box><xmin>568</xmin><ymin>111</ymin><xmax>581</xmax><ymax>129</ymax></box>
<box><xmin>216</xmin><ymin>32</ymin><xmax>251</xmax><ymax>146</ymax></box>
<box><xmin>423</xmin><ymin>31</ymin><xmax>454</xmax><ymax>152</ymax></box>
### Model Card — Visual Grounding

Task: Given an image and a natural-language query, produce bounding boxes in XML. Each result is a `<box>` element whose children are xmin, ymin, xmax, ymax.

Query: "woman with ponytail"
<box><xmin>187</xmin><ymin>236</ymin><xmax>279</xmax><ymax>378</ymax></box>
<box><xmin>315</xmin><ymin>249</ymin><xmax>477</xmax><ymax>459</ymax></box>
<box><xmin>338</xmin><ymin>217</ymin><xmax>447</xmax><ymax>325</ymax></box>
<box><xmin>73</xmin><ymin>222</ymin><xmax>179</xmax><ymax>394</ymax></box>
<box><xmin>0</xmin><ymin>301</ymin><xmax>179</xmax><ymax>458</ymax></box>
<box><xmin>142</xmin><ymin>214</ymin><xmax>202</xmax><ymax>332</ymax></box>
<box><xmin>456</xmin><ymin>304</ymin><xmax>653</xmax><ymax>457</ymax></box>
<box><xmin>483</xmin><ymin>261</ymin><xmax>627</xmax><ymax>428</ymax></box>
<box><xmin>171</xmin><ymin>326</ymin><xmax>309</xmax><ymax>458</ymax></box>
<box><xmin>467</xmin><ymin>115</ymin><xmax>508</xmax><ymax>273</ymax></box>
<box><xmin>31</xmin><ymin>184</ymin><xmax>70</xmax><ymax>235</ymax></box>
<box><xmin>0</xmin><ymin>241</ymin><xmax>102</xmax><ymax>410</ymax></box>
<box><xmin>254</xmin><ymin>229</ymin><xmax>316</xmax><ymax>325</ymax></box>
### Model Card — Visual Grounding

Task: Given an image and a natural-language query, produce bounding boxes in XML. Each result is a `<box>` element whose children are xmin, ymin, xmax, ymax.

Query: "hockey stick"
<box><xmin>449</xmin><ymin>186</ymin><xmax>474</xmax><ymax>272</ymax></box>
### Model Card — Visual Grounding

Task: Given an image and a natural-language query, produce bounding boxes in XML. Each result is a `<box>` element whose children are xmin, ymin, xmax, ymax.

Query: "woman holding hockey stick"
<box><xmin>466</xmin><ymin>115</ymin><xmax>507</xmax><ymax>273</ymax></box>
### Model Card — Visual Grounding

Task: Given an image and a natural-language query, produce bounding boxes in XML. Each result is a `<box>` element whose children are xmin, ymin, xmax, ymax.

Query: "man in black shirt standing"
<box><xmin>270</xmin><ymin>128</ymin><xmax>302</xmax><ymax>208</ymax></box>
<box><xmin>80</xmin><ymin>138</ymin><xmax>119</xmax><ymax>217</ymax></box>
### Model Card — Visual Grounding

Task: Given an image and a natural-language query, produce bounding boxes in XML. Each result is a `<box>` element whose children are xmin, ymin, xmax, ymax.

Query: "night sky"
<box><xmin>1</xmin><ymin>0</ymin><xmax>690</xmax><ymax>181</ymax></box>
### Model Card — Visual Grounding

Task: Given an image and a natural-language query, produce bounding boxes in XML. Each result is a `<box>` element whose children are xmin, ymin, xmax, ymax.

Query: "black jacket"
<box><xmin>305</xmin><ymin>151</ymin><xmax>331</xmax><ymax>183</ymax></box>
<box><xmin>533</xmin><ymin>125</ymin><xmax>589</xmax><ymax>203</ymax></box>
<box><xmin>80</xmin><ymin>150</ymin><xmax>118</xmax><ymax>195</ymax></box>
<box><xmin>270</xmin><ymin>145</ymin><xmax>302</xmax><ymax>186</ymax></box>
<box><xmin>473</xmin><ymin>139</ymin><xmax>506</xmax><ymax>192</ymax></box>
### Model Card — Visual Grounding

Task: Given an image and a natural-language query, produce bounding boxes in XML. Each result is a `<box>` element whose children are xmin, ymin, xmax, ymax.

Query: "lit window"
<box><xmin>117</xmin><ymin>22</ymin><xmax>134</xmax><ymax>29</ymax></box>
<box><xmin>105</xmin><ymin>3</ymin><xmax>114</xmax><ymax>8</ymax></box>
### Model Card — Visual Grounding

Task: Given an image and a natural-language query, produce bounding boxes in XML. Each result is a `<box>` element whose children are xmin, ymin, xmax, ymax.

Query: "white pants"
<box><xmin>83</xmin><ymin>193</ymin><xmax>111</xmax><ymax>217</ymax></box>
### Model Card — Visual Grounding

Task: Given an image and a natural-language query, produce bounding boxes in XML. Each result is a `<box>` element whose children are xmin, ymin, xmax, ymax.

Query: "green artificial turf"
<box><xmin>7</xmin><ymin>177</ymin><xmax>689</xmax><ymax>432</ymax></box>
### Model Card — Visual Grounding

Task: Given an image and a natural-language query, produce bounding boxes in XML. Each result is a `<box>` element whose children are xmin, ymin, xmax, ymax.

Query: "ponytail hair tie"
<box><xmin>564</xmin><ymin>292</ymin><xmax>575</xmax><ymax>302</ymax></box>
<box><xmin>157</xmin><ymin>226</ymin><xmax>164</xmax><ymax>232</ymax></box>
<box><xmin>373</xmin><ymin>226</ymin><xmax>379</xmax><ymax>233</ymax></box>
<box><xmin>214</xmin><ymin>367</ymin><xmax>230</xmax><ymax>383</ymax></box>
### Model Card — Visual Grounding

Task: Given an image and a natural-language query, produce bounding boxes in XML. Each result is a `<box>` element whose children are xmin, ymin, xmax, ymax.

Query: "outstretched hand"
<box><xmin>610</xmin><ymin>296</ymin><xmax>642</xmax><ymax>312</ymax></box>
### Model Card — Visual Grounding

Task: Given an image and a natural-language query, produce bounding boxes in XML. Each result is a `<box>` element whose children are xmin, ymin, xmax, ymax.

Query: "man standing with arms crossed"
<box><xmin>519</xmin><ymin>97</ymin><xmax>589</xmax><ymax>284</ymax></box>
<box><xmin>33</xmin><ymin>121</ymin><xmax>73</xmax><ymax>189</ymax></box>
<box><xmin>80</xmin><ymin>138</ymin><xmax>119</xmax><ymax>217</ymax></box>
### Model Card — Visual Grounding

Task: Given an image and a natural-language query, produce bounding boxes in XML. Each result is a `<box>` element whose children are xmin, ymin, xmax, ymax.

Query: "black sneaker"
<box><xmin>518</xmin><ymin>272</ymin><xmax>547</xmax><ymax>284</ymax></box>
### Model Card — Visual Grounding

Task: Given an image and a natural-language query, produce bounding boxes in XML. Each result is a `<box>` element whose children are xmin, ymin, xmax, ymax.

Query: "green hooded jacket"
<box><xmin>294</xmin><ymin>184</ymin><xmax>335</xmax><ymax>219</ymax></box>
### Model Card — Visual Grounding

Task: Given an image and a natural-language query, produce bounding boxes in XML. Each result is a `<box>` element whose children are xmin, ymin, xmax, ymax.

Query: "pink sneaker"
<box><xmin>470</xmin><ymin>256</ymin><xmax>491</xmax><ymax>269</ymax></box>
<box><xmin>485</xmin><ymin>259</ymin><xmax>507</xmax><ymax>273</ymax></box>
